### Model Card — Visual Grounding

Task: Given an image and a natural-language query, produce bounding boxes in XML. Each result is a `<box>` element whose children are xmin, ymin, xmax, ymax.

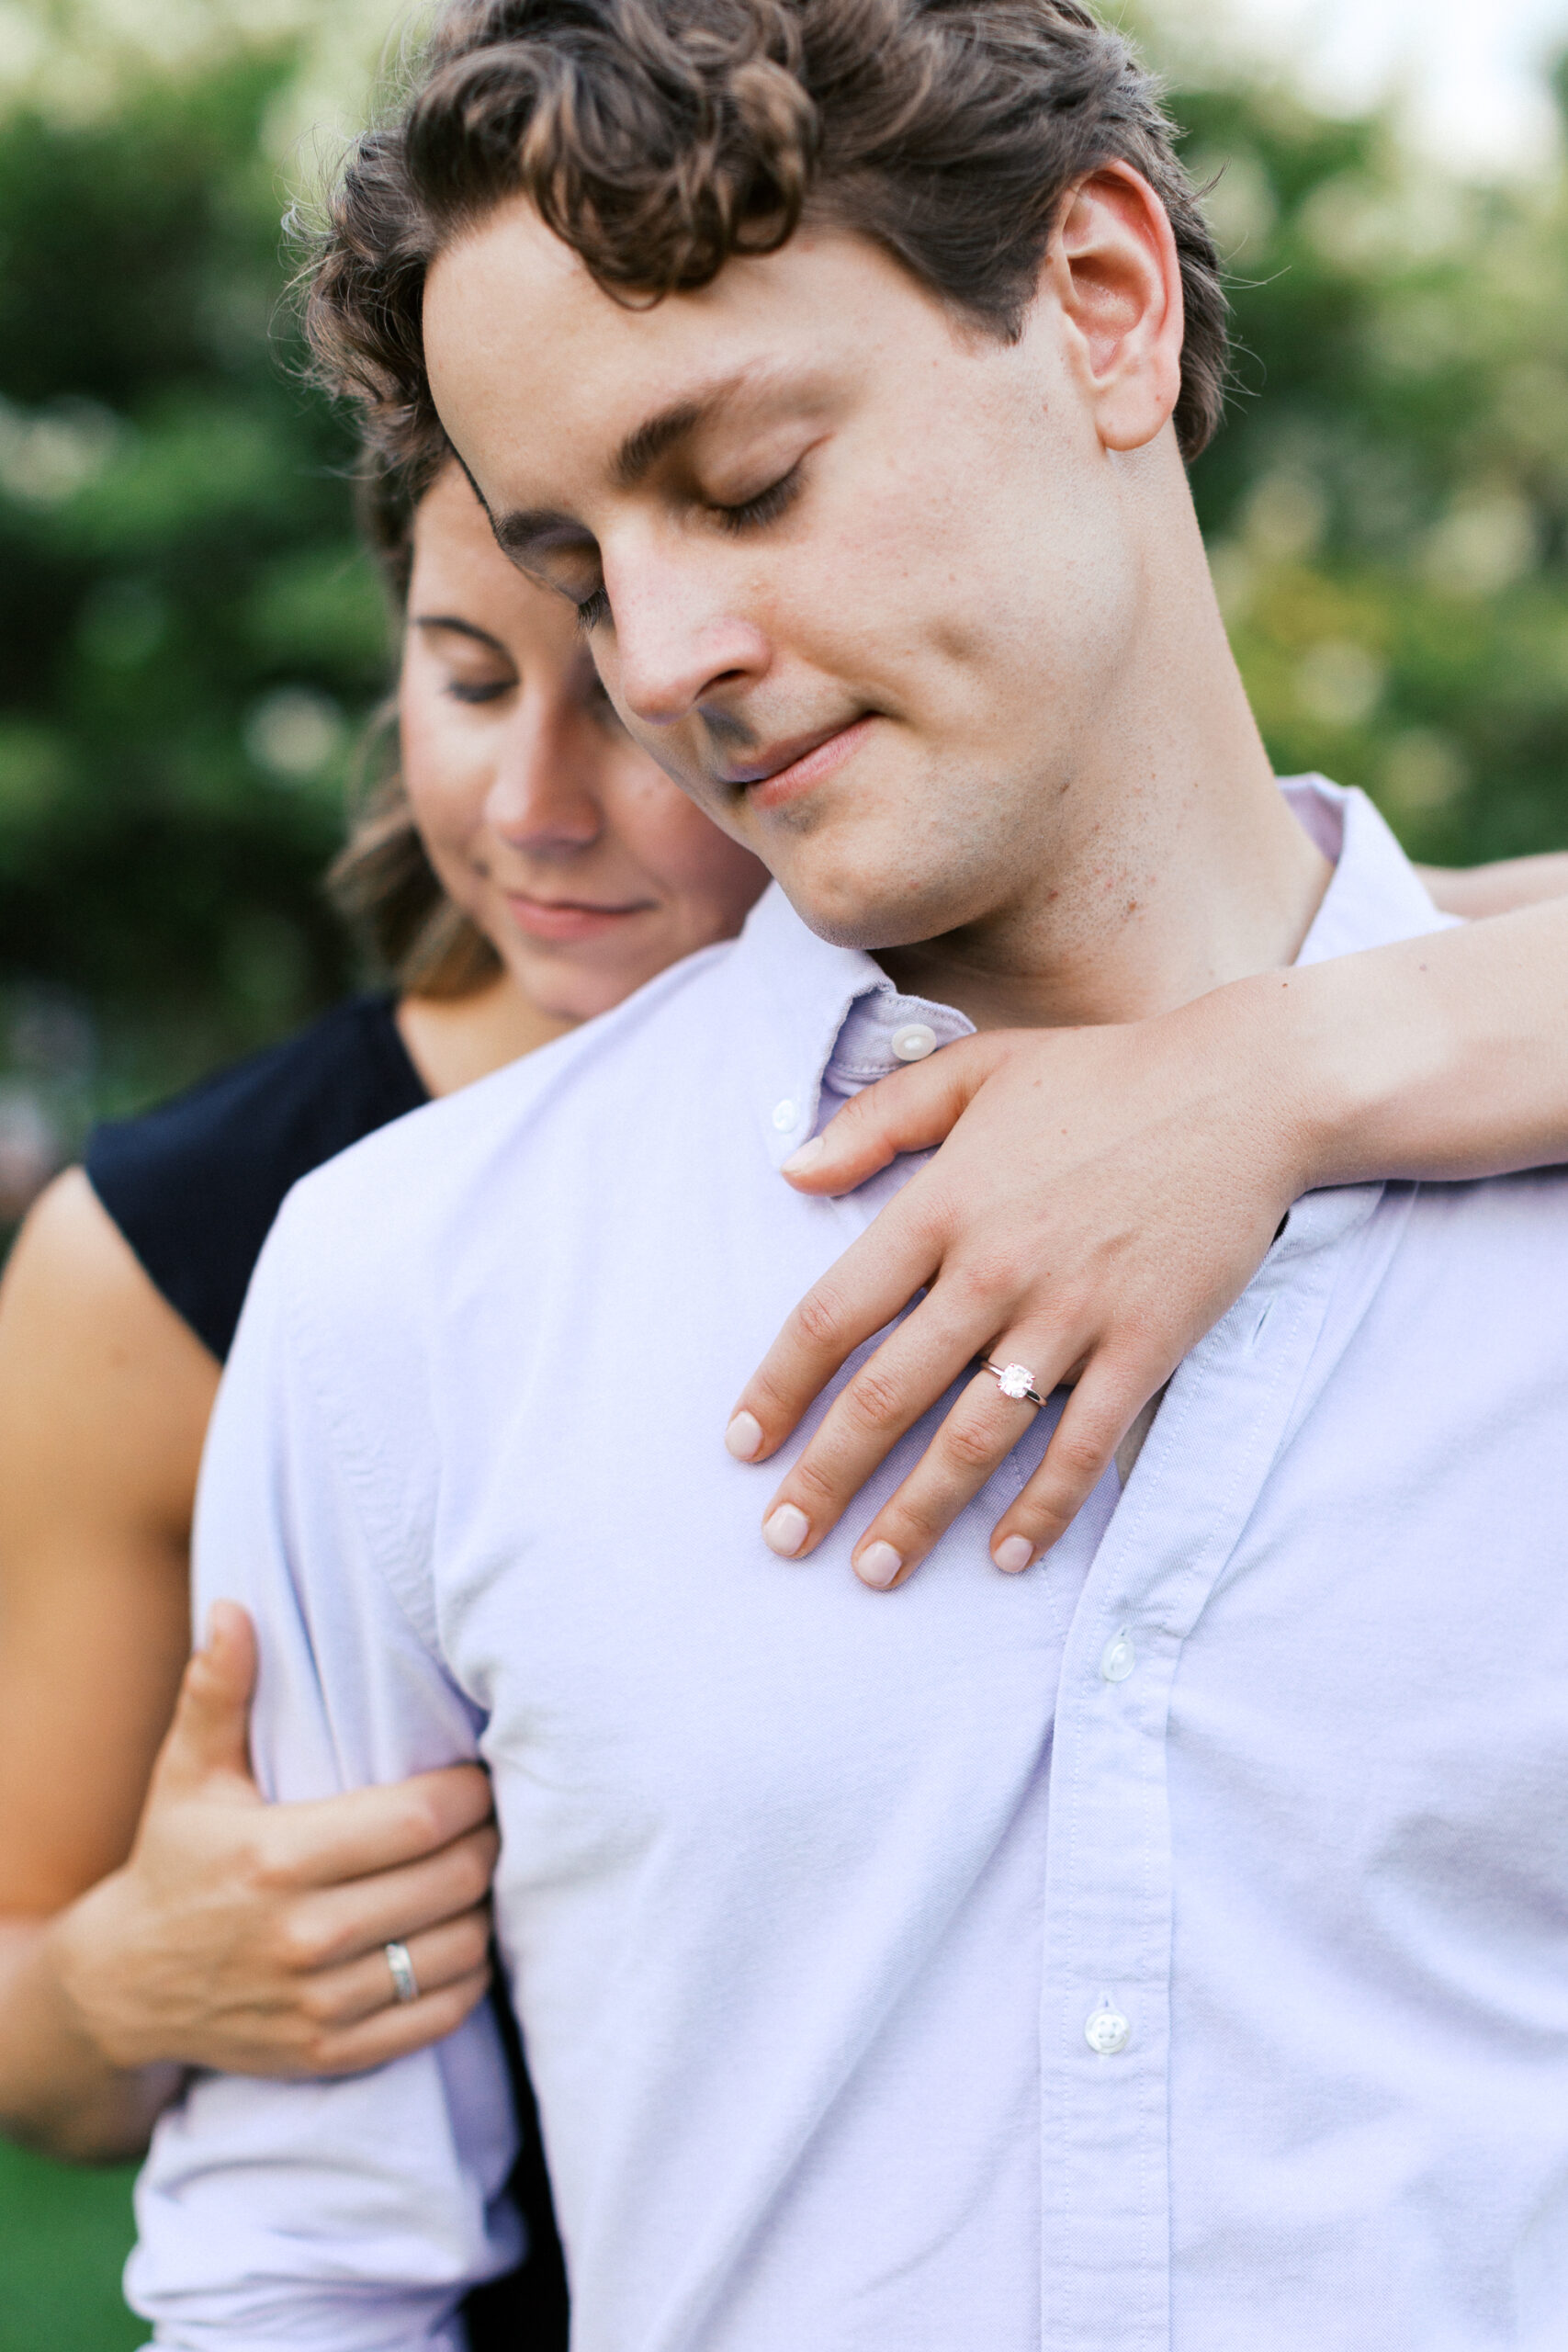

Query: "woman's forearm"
<box><xmin>0</xmin><ymin>1913</ymin><xmax>179</xmax><ymax>2162</ymax></box>
<box><xmin>1417</xmin><ymin>853</ymin><xmax>1568</xmax><ymax>922</ymax></box>
<box><xmin>1273</xmin><ymin>893</ymin><xmax>1568</xmax><ymax>1190</ymax></box>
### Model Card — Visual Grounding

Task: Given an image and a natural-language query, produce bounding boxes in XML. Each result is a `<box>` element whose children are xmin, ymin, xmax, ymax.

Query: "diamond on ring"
<box><xmin>979</xmin><ymin>1358</ymin><xmax>1044</xmax><ymax>1408</ymax></box>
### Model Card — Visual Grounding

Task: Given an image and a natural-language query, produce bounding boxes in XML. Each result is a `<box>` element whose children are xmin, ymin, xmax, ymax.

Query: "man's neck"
<box><xmin>880</xmin><ymin>523</ymin><xmax>1332</xmax><ymax>1032</ymax></box>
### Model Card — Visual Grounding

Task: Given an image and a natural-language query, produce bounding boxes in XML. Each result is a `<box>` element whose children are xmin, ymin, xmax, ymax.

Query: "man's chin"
<box><xmin>770</xmin><ymin>862</ymin><xmax>955</xmax><ymax>956</ymax></box>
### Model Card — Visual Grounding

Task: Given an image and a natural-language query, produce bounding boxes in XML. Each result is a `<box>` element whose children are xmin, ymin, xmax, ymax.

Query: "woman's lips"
<box><xmin>737</xmin><ymin>715</ymin><xmax>877</xmax><ymax>811</ymax></box>
<box><xmin>503</xmin><ymin>893</ymin><xmax>653</xmax><ymax>943</ymax></box>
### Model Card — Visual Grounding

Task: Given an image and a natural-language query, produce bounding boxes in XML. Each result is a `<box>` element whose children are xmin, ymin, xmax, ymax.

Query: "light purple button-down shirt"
<box><xmin>130</xmin><ymin>779</ymin><xmax>1568</xmax><ymax>2352</ymax></box>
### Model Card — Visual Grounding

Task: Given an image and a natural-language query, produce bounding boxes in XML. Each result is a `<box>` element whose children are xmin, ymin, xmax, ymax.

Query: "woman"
<box><xmin>0</xmin><ymin>455</ymin><xmax>766</xmax><ymax>2351</ymax></box>
<box><xmin>2</xmin><ymin>451</ymin><xmax>1566</xmax><ymax>2265</ymax></box>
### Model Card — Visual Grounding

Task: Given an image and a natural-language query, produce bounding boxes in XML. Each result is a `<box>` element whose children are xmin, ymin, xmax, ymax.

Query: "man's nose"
<box><xmin>608</xmin><ymin>558</ymin><xmax>770</xmax><ymax>733</ymax></box>
<box><xmin>483</xmin><ymin>700</ymin><xmax>603</xmax><ymax>851</ymax></box>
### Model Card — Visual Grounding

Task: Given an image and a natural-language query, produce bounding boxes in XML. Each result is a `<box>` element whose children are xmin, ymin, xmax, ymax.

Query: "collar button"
<box><xmin>891</xmin><ymin>1023</ymin><xmax>938</xmax><ymax>1062</ymax></box>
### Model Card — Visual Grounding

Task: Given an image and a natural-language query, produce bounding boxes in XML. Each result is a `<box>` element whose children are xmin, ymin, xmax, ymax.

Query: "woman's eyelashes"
<box><xmin>445</xmin><ymin>673</ymin><xmax>515</xmax><ymax>705</ymax></box>
<box><xmin>575</xmin><ymin>586</ymin><xmax>611</xmax><ymax>633</ymax></box>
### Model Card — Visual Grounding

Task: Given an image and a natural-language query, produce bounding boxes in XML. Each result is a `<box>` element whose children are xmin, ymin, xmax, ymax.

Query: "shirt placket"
<box><xmin>1035</xmin><ymin>1201</ymin><xmax>1376</xmax><ymax>2352</ymax></box>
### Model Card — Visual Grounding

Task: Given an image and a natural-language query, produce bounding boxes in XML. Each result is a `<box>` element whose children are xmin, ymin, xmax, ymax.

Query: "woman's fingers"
<box><xmin>292</xmin><ymin>1905</ymin><xmax>495</xmax><ymax>2035</ymax></box>
<box><xmin>264</xmin><ymin>1764</ymin><xmax>495</xmax><ymax>1891</ymax></box>
<box><xmin>837</xmin><ymin>1351</ymin><xmax>1081</xmax><ymax>1589</ymax></box>
<box><xmin>733</xmin><ymin>996</ymin><xmax>1303</xmax><ymax>1589</ymax></box>
<box><xmin>152</xmin><ymin>1601</ymin><xmax>259</xmax><ymax>1796</ymax></box>
<box><xmin>987</xmin><ymin>1363</ymin><xmax>1151</xmax><ymax>1571</ymax></box>
<box><xmin>276</xmin><ymin>1960</ymin><xmax>494</xmax><ymax>2080</ymax></box>
<box><xmin>752</xmin><ymin>1292</ymin><xmax>1051</xmax><ymax>1565</ymax></box>
<box><xmin>731</xmin><ymin>1044</ymin><xmax>1023</xmax><ymax>1464</ymax></box>
<box><xmin>779</xmin><ymin>1034</ymin><xmax>1009</xmax><ymax>1195</ymax></box>
<box><xmin>276</xmin><ymin>1821</ymin><xmax>500</xmax><ymax>1973</ymax></box>
<box><xmin>727</xmin><ymin>1183</ymin><xmax>945</xmax><ymax>1466</ymax></box>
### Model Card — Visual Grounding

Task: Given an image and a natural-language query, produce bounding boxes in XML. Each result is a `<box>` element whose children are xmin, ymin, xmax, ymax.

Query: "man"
<box><xmin>130</xmin><ymin>1</ymin><xmax>1568</xmax><ymax>2346</ymax></box>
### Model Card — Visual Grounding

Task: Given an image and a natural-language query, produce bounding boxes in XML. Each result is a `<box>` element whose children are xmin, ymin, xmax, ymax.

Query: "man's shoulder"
<box><xmin>267</xmin><ymin>936</ymin><xmax>745</xmax><ymax>1315</ymax></box>
<box><xmin>1408</xmin><ymin>1161</ymin><xmax>1568</xmax><ymax>1239</ymax></box>
<box><xmin>1380</xmin><ymin>1164</ymin><xmax>1568</xmax><ymax>1363</ymax></box>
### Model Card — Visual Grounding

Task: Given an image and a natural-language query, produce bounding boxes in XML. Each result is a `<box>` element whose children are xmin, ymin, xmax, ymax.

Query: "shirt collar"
<box><xmin>1282</xmin><ymin>773</ymin><xmax>1456</xmax><ymax>964</ymax></box>
<box><xmin>735</xmin><ymin>884</ymin><xmax>975</xmax><ymax>1168</ymax></box>
<box><xmin>734</xmin><ymin>774</ymin><xmax>1450</xmax><ymax>1170</ymax></box>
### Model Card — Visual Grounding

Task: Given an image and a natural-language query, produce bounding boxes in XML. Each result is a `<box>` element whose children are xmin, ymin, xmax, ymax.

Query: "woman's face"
<box><xmin>400</xmin><ymin>463</ymin><xmax>768</xmax><ymax>1022</ymax></box>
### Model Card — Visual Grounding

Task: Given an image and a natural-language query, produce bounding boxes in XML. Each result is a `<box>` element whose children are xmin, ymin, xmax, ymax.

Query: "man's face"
<box><xmin>425</xmin><ymin>204</ymin><xmax>1149</xmax><ymax>952</ymax></box>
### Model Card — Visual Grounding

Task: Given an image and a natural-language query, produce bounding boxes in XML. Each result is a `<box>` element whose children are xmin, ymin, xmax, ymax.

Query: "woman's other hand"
<box><xmin>53</xmin><ymin>1603</ymin><xmax>498</xmax><ymax>2079</ymax></box>
<box><xmin>728</xmin><ymin>986</ymin><xmax>1306</xmax><ymax>1589</ymax></box>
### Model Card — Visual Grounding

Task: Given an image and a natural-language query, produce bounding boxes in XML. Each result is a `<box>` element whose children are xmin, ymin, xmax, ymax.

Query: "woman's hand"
<box><xmin>728</xmin><ymin>978</ymin><xmax>1314</xmax><ymax>1589</ymax></box>
<box><xmin>52</xmin><ymin>1603</ymin><xmax>497</xmax><ymax>2078</ymax></box>
<box><xmin>730</xmin><ymin>845</ymin><xmax>1568</xmax><ymax>1591</ymax></box>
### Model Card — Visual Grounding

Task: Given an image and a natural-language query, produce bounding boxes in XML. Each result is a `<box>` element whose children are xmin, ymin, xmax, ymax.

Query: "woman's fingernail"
<box><xmin>762</xmin><ymin>1503</ymin><xmax>810</xmax><ymax>1558</ymax></box>
<box><xmin>994</xmin><ymin>1534</ymin><xmax>1034</xmax><ymax>1575</ymax></box>
<box><xmin>856</xmin><ymin>1541</ymin><xmax>903</xmax><ymax>1589</ymax></box>
<box><xmin>781</xmin><ymin>1136</ymin><xmax>826</xmax><ymax>1175</ymax></box>
<box><xmin>725</xmin><ymin>1410</ymin><xmax>763</xmax><ymax>1462</ymax></box>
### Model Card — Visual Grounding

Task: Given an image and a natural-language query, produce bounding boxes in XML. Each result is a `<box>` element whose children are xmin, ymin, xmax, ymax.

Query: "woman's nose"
<box><xmin>482</xmin><ymin>698</ymin><xmax>604</xmax><ymax>853</ymax></box>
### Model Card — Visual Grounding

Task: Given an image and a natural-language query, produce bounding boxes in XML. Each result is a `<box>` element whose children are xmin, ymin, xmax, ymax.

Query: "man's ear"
<box><xmin>1048</xmin><ymin>163</ymin><xmax>1185</xmax><ymax>453</ymax></box>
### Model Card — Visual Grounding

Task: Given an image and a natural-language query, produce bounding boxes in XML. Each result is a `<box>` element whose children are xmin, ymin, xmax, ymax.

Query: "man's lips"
<box><xmin>721</xmin><ymin>715</ymin><xmax>876</xmax><ymax>811</ymax></box>
<box><xmin>502</xmin><ymin>892</ymin><xmax>654</xmax><ymax>943</ymax></box>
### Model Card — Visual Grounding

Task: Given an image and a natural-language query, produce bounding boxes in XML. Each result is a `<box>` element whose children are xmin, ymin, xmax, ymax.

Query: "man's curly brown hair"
<box><xmin>306</xmin><ymin>0</ymin><xmax>1226</xmax><ymax>489</ymax></box>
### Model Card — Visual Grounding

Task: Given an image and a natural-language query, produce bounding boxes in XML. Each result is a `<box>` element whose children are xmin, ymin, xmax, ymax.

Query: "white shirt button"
<box><xmin>1084</xmin><ymin>2000</ymin><xmax>1131</xmax><ymax>2056</ymax></box>
<box><xmin>1100</xmin><ymin>1630</ymin><xmax>1135</xmax><ymax>1683</ymax></box>
<box><xmin>890</xmin><ymin>1023</ymin><xmax>939</xmax><ymax>1062</ymax></box>
<box><xmin>772</xmin><ymin>1099</ymin><xmax>798</xmax><ymax>1132</ymax></box>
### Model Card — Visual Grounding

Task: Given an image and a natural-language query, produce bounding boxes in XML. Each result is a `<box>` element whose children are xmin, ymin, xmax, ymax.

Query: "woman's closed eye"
<box><xmin>413</xmin><ymin>615</ymin><xmax>517</xmax><ymax>701</ymax></box>
<box><xmin>444</xmin><ymin>672</ymin><xmax>515</xmax><ymax>706</ymax></box>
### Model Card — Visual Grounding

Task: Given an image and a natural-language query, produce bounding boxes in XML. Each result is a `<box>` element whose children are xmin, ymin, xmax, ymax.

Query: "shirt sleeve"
<box><xmin>124</xmin><ymin>1198</ymin><xmax>523</xmax><ymax>2352</ymax></box>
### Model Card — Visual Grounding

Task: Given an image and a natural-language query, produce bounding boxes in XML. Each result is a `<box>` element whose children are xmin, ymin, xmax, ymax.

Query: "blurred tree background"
<box><xmin>2</xmin><ymin>0</ymin><xmax>1568</xmax><ymax>2338</ymax></box>
<box><xmin>0</xmin><ymin>0</ymin><xmax>395</xmax><ymax>1236</ymax></box>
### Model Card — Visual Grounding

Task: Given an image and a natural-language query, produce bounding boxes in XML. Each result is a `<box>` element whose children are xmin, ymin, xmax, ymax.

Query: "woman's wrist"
<box><xmin>1252</xmin><ymin>959</ymin><xmax>1395</xmax><ymax>1196</ymax></box>
<box><xmin>1173</xmin><ymin>967</ymin><xmax>1344</xmax><ymax>1209</ymax></box>
<box><xmin>0</xmin><ymin>1905</ymin><xmax>178</xmax><ymax>2160</ymax></box>
<box><xmin>1182</xmin><ymin>952</ymin><xmax>1440</xmax><ymax>1206</ymax></box>
<box><xmin>45</xmin><ymin>1871</ymin><xmax>147</xmax><ymax>2071</ymax></box>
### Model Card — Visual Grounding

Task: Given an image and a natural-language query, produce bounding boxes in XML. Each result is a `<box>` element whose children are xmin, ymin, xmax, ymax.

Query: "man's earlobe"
<box><xmin>1054</xmin><ymin>164</ymin><xmax>1185</xmax><ymax>454</ymax></box>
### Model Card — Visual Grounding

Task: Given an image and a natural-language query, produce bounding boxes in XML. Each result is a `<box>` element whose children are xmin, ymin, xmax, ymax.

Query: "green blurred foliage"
<box><xmin>1177</xmin><ymin>69</ymin><xmax>1568</xmax><ymax>868</ymax></box>
<box><xmin>0</xmin><ymin>6</ymin><xmax>1565</xmax><ymax>1195</ymax></box>
<box><xmin>0</xmin><ymin>35</ymin><xmax>389</xmax><ymax>1178</ymax></box>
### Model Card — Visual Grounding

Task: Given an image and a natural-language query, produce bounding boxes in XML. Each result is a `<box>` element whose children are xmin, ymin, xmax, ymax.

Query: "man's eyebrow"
<box><xmin>412</xmin><ymin>614</ymin><xmax>509</xmax><ymax>654</ymax></box>
<box><xmin>490</xmin><ymin>372</ymin><xmax>760</xmax><ymax>559</ymax></box>
<box><xmin>612</xmin><ymin>384</ymin><xmax>743</xmax><ymax>492</ymax></box>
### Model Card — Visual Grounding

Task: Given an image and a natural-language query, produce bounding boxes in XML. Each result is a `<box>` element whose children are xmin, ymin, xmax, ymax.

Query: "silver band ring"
<box><xmin>980</xmin><ymin>1358</ymin><xmax>1044</xmax><ymax>1408</ymax></box>
<box><xmin>385</xmin><ymin>1940</ymin><xmax>420</xmax><ymax>2005</ymax></box>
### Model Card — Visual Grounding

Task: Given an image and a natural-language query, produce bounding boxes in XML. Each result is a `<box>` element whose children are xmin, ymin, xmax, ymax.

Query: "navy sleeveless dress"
<box><xmin>86</xmin><ymin>995</ymin><xmax>569</xmax><ymax>2351</ymax></box>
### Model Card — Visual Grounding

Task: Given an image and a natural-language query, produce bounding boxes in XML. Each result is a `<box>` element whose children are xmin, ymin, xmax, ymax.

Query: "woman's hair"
<box><xmin>325</xmin><ymin>453</ymin><xmax>503</xmax><ymax>1000</ymax></box>
<box><xmin>303</xmin><ymin>0</ymin><xmax>1227</xmax><ymax>474</ymax></box>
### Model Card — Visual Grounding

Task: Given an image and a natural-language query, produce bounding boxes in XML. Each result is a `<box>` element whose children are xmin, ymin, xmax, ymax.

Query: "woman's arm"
<box><xmin>0</xmin><ymin>1174</ymin><xmax>496</xmax><ymax>2161</ymax></box>
<box><xmin>728</xmin><ymin>881</ymin><xmax>1568</xmax><ymax>1587</ymax></box>
<box><xmin>1417</xmin><ymin>850</ymin><xmax>1568</xmax><ymax>922</ymax></box>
